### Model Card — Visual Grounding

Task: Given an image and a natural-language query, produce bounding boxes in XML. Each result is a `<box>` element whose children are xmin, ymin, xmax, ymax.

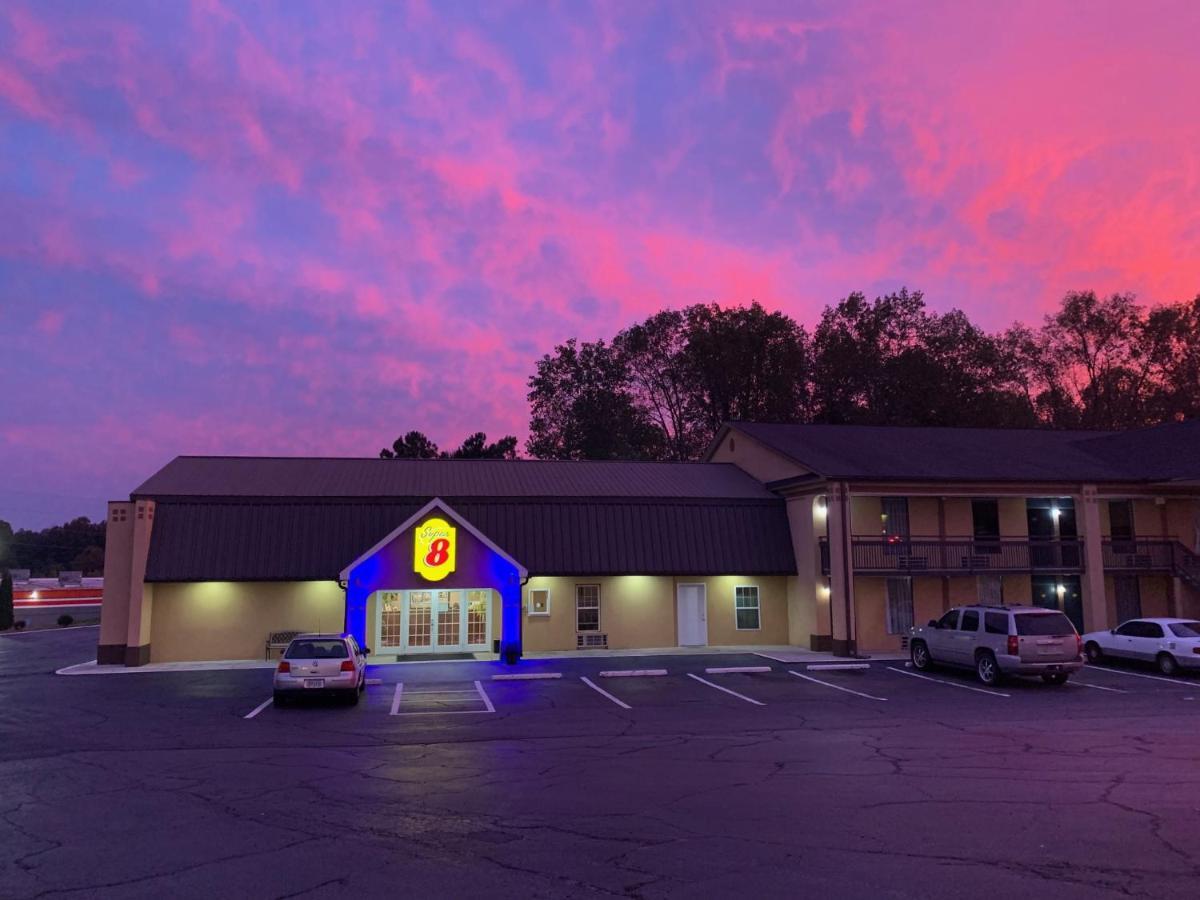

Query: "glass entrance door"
<box><xmin>374</xmin><ymin>588</ymin><xmax>491</xmax><ymax>654</ymax></box>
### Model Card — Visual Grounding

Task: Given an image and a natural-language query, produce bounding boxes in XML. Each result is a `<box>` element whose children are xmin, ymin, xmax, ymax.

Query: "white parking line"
<box><xmin>243</xmin><ymin>697</ymin><xmax>273</xmax><ymax>719</ymax></box>
<box><xmin>390</xmin><ymin>682</ymin><xmax>404</xmax><ymax>715</ymax></box>
<box><xmin>474</xmin><ymin>680</ymin><xmax>496</xmax><ymax>713</ymax></box>
<box><xmin>886</xmin><ymin>666</ymin><xmax>1009</xmax><ymax>697</ymax></box>
<box><xmin>789</xmin><ymin>669</ymin><xmax>887</xmax><ymax>701</ymax></box>
<box><xmin>580</xmin><ymin>676</ymin><xmax>631</xmax><ymax>709</ymax></box>
<box><xmin>1086</xmin><ymin>666</ymin><xmax>1197</xmax><ymax>687</ymax></box>
<box><xmin>1067</xmin><ymin>680</ymin><xmax>1127</xmax><ymax>693</ymax></box>
<box><xmin>687</xmin><ymin>672</ymin><xmax>765</xmax><ymax>705</ymax></box>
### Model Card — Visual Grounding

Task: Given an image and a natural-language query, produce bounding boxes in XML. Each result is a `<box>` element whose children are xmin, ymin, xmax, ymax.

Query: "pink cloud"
<box><xmin>34</xmin><ymin>309</ymin><xmax>65</xmax><ymax>335</ymax></box>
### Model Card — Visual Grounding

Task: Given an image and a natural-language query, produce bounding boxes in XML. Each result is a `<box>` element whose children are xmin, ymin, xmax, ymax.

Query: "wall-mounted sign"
<box><xmin>414</xmin><ymin>517</ymin><xmax>456</xmax><ymax>581</ymax></box>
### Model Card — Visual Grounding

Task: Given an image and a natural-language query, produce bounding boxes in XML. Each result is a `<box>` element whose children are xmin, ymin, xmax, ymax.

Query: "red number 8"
<box><xmin>425</xmin><ymin>538</ymin><xmax>449</xmax><ymax>567</ymax></box>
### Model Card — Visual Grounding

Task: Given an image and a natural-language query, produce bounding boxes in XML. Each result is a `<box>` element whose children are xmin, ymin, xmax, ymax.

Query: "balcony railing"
<box><xmin>818</xmin><ymin>536</ymin><xmax>1086</xmax><ymax>576</ymax></box>
<box><xmin>1103</xmin><ymin>539</ymin><xmax>1200</xmax><ymax>589</ymax></box>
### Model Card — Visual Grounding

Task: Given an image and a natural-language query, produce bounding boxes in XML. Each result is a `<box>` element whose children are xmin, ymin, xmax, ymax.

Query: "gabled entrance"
<box><xmin>340</xmin><ymin>499</ymin><xmax>528</xmax><ymax>663</ymax></box>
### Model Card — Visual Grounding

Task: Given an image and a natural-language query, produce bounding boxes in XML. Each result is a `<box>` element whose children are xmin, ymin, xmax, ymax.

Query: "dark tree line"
<box><xmin>0</xmin><ymin>517</ymin><xmax>106</xmax><ymax>577</ymax></box>
<box><xmin>524</xmin><ymin>289</ymin><xmax>1200</xmax><ymax>460</ymax></box>
<box><xmin>379</xmin><ymin>430</ymin><xmax>518</xmax><ymax>459</ymax></box>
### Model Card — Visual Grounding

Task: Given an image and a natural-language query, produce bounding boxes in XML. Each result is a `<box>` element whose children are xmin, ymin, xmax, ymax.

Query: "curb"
<box><xmin>807</xmin><ymin>663</ymin><xmax>871</xmax><ymax>671</ymax></box>
<box><xmin>492</xmin><ymin>672</ymin><xmax>563</xmax><ymax>681</ymax></box>
<box><xmin>705</xmin><ymin>666</ymin><xmax>772</xmax><ymax>674</ymax></box>
<box><xmin>599</xmin><ymin>669</ymin><xmax>668</xmax><ymax>678</ymax></box>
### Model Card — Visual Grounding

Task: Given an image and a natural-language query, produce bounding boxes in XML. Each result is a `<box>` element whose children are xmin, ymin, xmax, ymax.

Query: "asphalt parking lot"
<box><xmin>4</xmin><ymin>628</ymin><xmax>1200</xmax><ymax>898</ymax></box>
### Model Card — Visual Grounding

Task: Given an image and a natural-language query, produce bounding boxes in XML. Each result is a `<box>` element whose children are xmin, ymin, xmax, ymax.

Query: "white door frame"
<box><xmin>676</xmin><ymin>582</ymin><xmax>708</xmax><ymax>647</ymax></box>
<box><xmin>373</xmin><ymin>588</ymin><xmax>492</xmax><ymax>655</ymax></box>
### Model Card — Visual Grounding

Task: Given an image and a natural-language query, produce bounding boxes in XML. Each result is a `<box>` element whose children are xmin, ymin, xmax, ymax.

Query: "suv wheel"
<box><xmin>910</xmin><ymin>641</ymin><xmax>931</xmax><ymax>671</ymax></box>
<box><xmin>975</xmin><ymin>652</ymin><xmax>1000</xmax><ymax>686</ymax></box>
<box><xmin>1157</xmin><ymin>652</ymin><xmax>1179</xmax><ymax>676</ymax></box>
<box><xmin>1084</xmin><ymin>642</ymin><xmax>1103</xmax><ymax>663</ymax></box>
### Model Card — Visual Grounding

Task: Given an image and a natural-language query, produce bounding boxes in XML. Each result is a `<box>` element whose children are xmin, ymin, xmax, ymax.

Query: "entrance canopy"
<box><xmin>340</xmin><ymin>498</ymin><xmax>527</xmax><ymax>662</ymax></box>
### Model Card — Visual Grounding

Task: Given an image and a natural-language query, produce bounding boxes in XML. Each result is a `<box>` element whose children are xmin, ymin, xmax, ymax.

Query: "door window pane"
<box><xmin>436</xmin><ymin>590</ymin><xmax>461</xmax><ymax>647</ymax></box>
<box><xmin>972</xmin><ymin>500</ymin><xmax>1000</xmax><ymax>539</ymax></box>
<box><xmin>960</xmin><ymin>610</ymin><xmax>980</xmax><ymax>631</ymax></box>
<box><xmin>380</xmin><ymin>592</ymin><xmax>403</xmax><ymax>648</ymax></box>
<box><xmin>408</xmin><ymin>591</ymin><xmax>432</xmax><ymax>647</ymax></box>
<box><xmin>576</xmin><ymin>584</ymin><xmax>600</xmax><ymax>632</ymax></box>
<box><xmin>735</xmin><ymin>586</ymin><xmax>760</xmax><ymax>630</ymax></box>
<box><xmin>1109</xmin><ymin>500</ymin><xmax>1135</xmax><ymax>541</ymax></box>
<box><xmin>466</xmin><ymin>590</ymin><xmax>489</xmax><ymax>646</ymax></box>
<box><xmin>885</xmin><ymin>578</ymin><xmax>913</xmax><ymax>634</ymax></box>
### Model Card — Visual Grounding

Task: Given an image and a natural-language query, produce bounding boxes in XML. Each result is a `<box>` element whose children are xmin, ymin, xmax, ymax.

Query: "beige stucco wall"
<box><xmin>708</xmin><ymin>430</ymin><xmax>810</xmax><ymax>483</ymax></box>
<box><xmin>520</xmin><ymin>574</ymin><xmax>791</xmax><ymax>651</ymax></box>
<box><xmin>998</xmin><ymin>498</ymin><xmax>1028</xmax><ymax>536</ymax></box>
<box><xmin>850</xmin><ymin>495</ymin><xmax>881</xmax><ymax>534</ymax></box>
<box><xmin>149</xmin><ymin>581</ymin><xmax>345</xmax><ymax>663</ymax></box>
<box><xmin>908</xmin><ymin>498</ymin><xmax>940</xmax><ymax>535</ymax></box>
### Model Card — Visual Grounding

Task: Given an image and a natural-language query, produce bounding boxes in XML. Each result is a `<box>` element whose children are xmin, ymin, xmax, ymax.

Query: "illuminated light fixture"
<box><xmin>819</xmin><ymin>583</ymin><xmax>831</xmax><ymax>598</ymax></box>
<box><xmin>1051</xmin><ymin>507</ymin><xmax>1062</xmax><ymax>519</ymax></box>
<box><xmin>815</xmin><ymin>497</ymin><xmax>827</xmax><ymax>517</ymax></box>
<box><xmin>1056</xmin><ymin>584</ymin><xmax>1066</xmax><ymax>597</ymax></box>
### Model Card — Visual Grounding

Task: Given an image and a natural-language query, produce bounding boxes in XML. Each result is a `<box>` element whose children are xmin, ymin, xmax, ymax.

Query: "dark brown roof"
<box><xmin>725</xmin><ymin>421</ymin><xmax>1200</xmax><ymax>483</ymax></box>
<box><xmin>143</xmin><ymin>499</ymin><xmax>796</xmax><ymax>581</ymax></box>
<box><xmin>135</xmin><ymin>456</ymin><xmax>796</xmax><ymax>580</ymax></box>
<box><xmin>134</xmin><ymin>456</ymin><xmax>780</xmax><ymax>500</ymax></box>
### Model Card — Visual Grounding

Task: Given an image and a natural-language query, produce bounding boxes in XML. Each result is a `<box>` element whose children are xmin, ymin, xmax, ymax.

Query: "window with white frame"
<box><xmin>575</xmin><ymin>584</ymin><xmax>600</xmax><ymax>632</ymax></box>
<box><xmin>734</xmin><ymin>585</ymin><xmax>760</xmax><ymax>630</ymax></box>
<box><xmin>885</xmin><ymin>577</ymin><xmax>914</xmax><ymax>635</ymax></box>
<box><xmin>528</xmin><ymin>587</ymin><xmax>551</xmax><ymax>616</ymax></box>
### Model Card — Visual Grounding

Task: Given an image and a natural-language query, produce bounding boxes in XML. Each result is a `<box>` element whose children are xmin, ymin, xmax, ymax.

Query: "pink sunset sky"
<box><xmin>2</xmin><ymin>0</ymin><xmax>1199</xmax><ymax>527</ymax></box>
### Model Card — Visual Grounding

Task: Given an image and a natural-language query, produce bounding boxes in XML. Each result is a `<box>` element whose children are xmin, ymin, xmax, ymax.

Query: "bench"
<box><xmin>265</xmin><ymin>630</ymin><xmax>302</xmax><ymax>660</ymax></box>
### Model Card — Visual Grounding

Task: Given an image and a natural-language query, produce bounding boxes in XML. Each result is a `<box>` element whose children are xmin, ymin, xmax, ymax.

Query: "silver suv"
<box><xmin>907</xmin><ymin>605</ymin><xmax>1083</xmax><ymax>686</ymax></box>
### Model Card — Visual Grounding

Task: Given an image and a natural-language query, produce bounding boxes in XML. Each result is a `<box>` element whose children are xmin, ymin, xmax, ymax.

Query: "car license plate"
<box><xmin>303</xmin><ymin>678</ymin><xmax>325</xmax><ymax>688</ymax></box>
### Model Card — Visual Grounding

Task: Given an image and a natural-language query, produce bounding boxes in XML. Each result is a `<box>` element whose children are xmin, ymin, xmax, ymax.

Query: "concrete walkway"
<box><xmin>56</xmin><ymin>642</ymin><xmax>906</xmax><ymax>675</ymax></box>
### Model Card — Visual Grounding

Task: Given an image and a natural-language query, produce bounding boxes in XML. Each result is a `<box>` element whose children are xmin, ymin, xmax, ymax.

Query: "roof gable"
<box><xmin>338</xmin><ymin>498</ymin><xmax>526</xmax><ymax>581</ymax></box>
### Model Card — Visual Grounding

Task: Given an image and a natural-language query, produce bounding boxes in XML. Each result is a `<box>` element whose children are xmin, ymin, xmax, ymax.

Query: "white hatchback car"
<box><xmin>1082</xmin><ymin>618</ymin><xmax>1200</xmax><ymax>675</ymax></box>
<box><xmin>273</xmin><ymin>633</ymin><xmax>368</xmax><ymax>706</ymax></box>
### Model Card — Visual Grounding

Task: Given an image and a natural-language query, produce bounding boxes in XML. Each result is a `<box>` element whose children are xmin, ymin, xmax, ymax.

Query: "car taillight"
<box><xmin>1076</xmin><ymin>634</ymin><xmax>1083</xmax><ymax>656</ymax></box>
<box><xmin>340</xmin><ymin>660</ymin><xmax>355</xmax><ymax>672</ymax></box>
<box><xmin>1007</xmin><ymin>636</ymin><xmax>1019</xmax><ymax>656</ymax></box>
<box><xmin>277</xmin><ymin>661</ymin><xmax>290</xmax><ymax>673</ymax></box>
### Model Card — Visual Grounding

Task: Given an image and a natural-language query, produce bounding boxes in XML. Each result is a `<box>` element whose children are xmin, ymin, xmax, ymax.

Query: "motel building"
<box><xmin>98</xmin><ymin>421</ymin><xmax>1200</xmax><ymax>666</ymax></box>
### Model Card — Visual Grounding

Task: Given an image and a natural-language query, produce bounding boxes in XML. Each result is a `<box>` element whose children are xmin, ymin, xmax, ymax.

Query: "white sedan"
<box><xmin>1082</xmin><ymin>618</ymin><xmax>1200</xmax><ymax>675</ymax></box>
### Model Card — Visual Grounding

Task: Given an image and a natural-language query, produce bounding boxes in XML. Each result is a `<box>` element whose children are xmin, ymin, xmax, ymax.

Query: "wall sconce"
<box><xmin>815</xmin><ymin>497</ymin><xmax>827</xmax><ymax>518</ymax></box>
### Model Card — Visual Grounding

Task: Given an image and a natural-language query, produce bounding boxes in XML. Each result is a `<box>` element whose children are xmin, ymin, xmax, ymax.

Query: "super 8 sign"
<box><xmin>413</xmin><ymin>517</ymin><xmax>456</xmax><ymax>581</ymax></box>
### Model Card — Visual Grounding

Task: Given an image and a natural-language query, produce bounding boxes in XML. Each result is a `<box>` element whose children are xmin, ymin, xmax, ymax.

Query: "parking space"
<box><xmin>226</xmin><ymin>654</ymin><xmax>1200</xmax><ymax>732</ymax></box>
<box><xmin>8</xmin><ymin>629</ymin><xmax>1200</xmax><ymax>898</ymax></box>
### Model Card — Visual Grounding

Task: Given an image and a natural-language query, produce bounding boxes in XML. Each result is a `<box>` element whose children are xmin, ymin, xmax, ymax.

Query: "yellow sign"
<box><xmin>414</xmin><ymin>517</ymin><xmax>456</xmax><ymax>581</ymax></box>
